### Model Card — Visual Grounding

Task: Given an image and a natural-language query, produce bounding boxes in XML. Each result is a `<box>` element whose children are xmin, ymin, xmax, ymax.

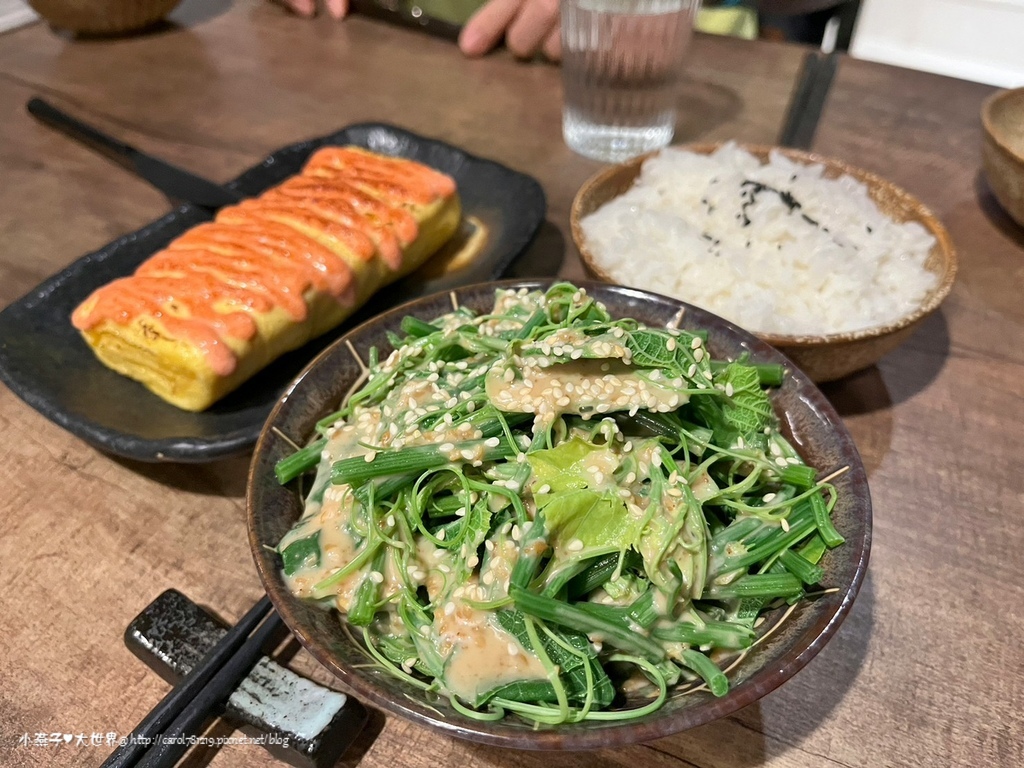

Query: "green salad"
<box><xmin>275</xmin><ymin>283</ymin><xmax>845</xmax><ymax>724</ymax></box>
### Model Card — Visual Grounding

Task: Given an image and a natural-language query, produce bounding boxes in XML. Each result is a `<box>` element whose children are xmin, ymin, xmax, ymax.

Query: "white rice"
<box><xmin>580</xmin><ymin>143</ymin><xmax>938</xmax><ymax>336</ymax></box>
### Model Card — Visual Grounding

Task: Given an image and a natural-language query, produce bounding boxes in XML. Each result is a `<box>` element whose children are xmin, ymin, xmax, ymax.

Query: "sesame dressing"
<box><xmin>275</xmin><ymin>283</ymin><xmax>836</xmax><ymax>721</ymax></box>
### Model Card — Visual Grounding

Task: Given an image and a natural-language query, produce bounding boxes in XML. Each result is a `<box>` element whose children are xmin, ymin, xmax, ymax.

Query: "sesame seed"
<box><xmin>536</xmin><ymin>484</ymin><xmax>551</xmax><ymax>495</ymax></box>
<box><xmin>508</xmin><ymin>642</ymin><xmax>519</xmax><ymax>657</ymax></box>
<box><xmin>567</xmin><ymin>539</ymin><xmax>584</xmax><ymax>552</ymax></box>
<box><xmin>445</xmin><ymin>602</ymin><xmax>456</xmax><ymax>615</ymax></box>
<box><xmin>485</xmin><ymin>539</ymin><xmax>494</xmax><ymax>551</ymax></box>
<box><xmin>386</xmin><ymin>514</ymin><xmax>396</xmax><ymax>528</ymax></box>
<box><xmin>775</xmin><ymin>457</ymin><xmax>789</xmax><ymax>467</ymax></box>
<box><xmin>666</xmin><ymin>338</ymin><xmax>677</xmax><ymax>351</ymax></box>
<box><xmin>484</xmin><ymin>436</ymin><xmax>500</xmax><ymax>447</ymax></box>
<box><xmin>368</xmin><ymin>570</ymin><xmax>384</xmax><ymax>584</ymax></box>
<box><xmin>725</xmin><ymin>383</ymin><xmax>734</xmax><ymax>397</ymax></box>
<box><xmin>691</xmin><ymin>337</ymin><xmax>702</xmax><ymax>349</ymax></box>
<box><xmin>780</xmin><ymin>518</ymin><xmax>791</xmax><ymax>532</ymax></box>
<box><xmin>694</xmin><ymin>348</ymin><xmax>705</xmax><ymax>362</ymax></box>
<box><xmin>437</xmin><ymin>529</ymin><xmax>446</xmax><ymax>541</ymax></box>
<box><xmin>439</xmin><ymin>442</ymin><xmax>454</xmax><ymax>453</ymax></box>
<box><xmin>404</xmin><ymin>657</ymin><xmax>418</xmax><ymax>669</ymax></box>
<box><xmin>763</xmin><ymin>492</ymin><xmax>777</xmax><ymax>503</ymax></box>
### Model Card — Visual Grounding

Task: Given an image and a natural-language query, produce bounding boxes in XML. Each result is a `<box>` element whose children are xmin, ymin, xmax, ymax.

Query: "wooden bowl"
<box><xmin>28</xmin><ymin>0</ymin><xmax>182</xmax><ymax>34</ymax></box>
<box><xmin>982</xmin><ymin>87</ymin><xmax>1024</xmax><ymax>229</ymax></box>
<box><xmin>571</xmin><ymin>144</ymin><xmax>958</xmax><ymax>383</ymax></box>
<box><xmin>248</xmin><ymin>279</ymin><xmax>871</xmax><ymax>750</ymax></box>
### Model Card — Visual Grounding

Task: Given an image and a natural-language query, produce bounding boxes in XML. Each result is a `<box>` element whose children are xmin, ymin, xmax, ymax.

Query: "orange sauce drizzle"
<box><xmin>72</xmin><ymin>147</ymin><xmax>453</xmax><ymax>377</ymax></box>
<box><xmin>174</xmin><ymin>221</ymin><xmax>356</xmax><ymax>299</ymax></box>
<box><xmin>262</xmin><ymin>188</ymin><xmax>402</xmax><ymax>270</ymax></box>
<box><xmin>278</xmin><ymin>177</ymin><xmax>420</xmax><ymax>244</ymax></box>
<box><xmin>303</xmin><ymin>147</ymin><xmax>457</xmax><ymax>204</ymax></box>
<box><xmin>139</xmin><ymin>249</ymin><xmax>310</xmax><ymax>321</ymax></box>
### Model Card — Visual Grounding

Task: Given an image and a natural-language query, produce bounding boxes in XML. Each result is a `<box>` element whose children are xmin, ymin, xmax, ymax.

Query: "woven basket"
<box><xmin>29</xmin><ymin>0</ymin><xmax>182</xmax><ymax>34</ymax></box>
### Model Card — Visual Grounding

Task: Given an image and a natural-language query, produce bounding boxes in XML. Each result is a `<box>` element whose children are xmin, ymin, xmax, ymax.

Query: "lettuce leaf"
<box><xmin>527</xmin><ymin>439</ymin><xmax>640</xmax><ymax>554</ymax></box>
<box><xmin>543</xmin><ymin>489</ymin><xmax>639</xmax><ymax>554</ymax></box>
<box><xmin>527</xmin><ymin>438</ymin><xmax>597</xmax><ymax>496</ymax></box>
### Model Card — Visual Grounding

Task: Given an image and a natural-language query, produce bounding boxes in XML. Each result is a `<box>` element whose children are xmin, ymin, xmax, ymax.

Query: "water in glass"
<box><xmin>561</xmin><ymin>0</ymin><xmax>697</xmax><ymax>162</ymax></box>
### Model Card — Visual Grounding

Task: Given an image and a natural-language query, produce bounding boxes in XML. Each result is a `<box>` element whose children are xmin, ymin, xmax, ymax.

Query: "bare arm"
<box><xmin>274</xmin><ymin>0</ymin><xmax>560</xmax><ymax>60</ymax></box>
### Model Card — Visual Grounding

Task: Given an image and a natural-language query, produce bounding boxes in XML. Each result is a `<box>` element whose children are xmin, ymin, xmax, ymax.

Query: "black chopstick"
<box><xmin>102</xmin><ymin>596</ymin><xmax>273</xmax><ymax>768</ymax></box>
<box><xmin>779</xmin><ymin>50</ymin><xmax>839</xmax><ymax>150</ymax></box>
<box><xmin>135</xmin><ymin>609</ymin><xmax>284</xmax><ymax>768</ymax></box>
<box><xmin>779</xmin><ymin>50</ymin><xmax>820</xmax><ymax>148</ymax></box>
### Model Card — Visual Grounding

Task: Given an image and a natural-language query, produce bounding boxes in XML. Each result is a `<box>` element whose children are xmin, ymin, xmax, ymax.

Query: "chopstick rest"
<box><xmin>124</xmin><ymin>589</ymin><xmax>368</xmax><ymax>768</ymax></box>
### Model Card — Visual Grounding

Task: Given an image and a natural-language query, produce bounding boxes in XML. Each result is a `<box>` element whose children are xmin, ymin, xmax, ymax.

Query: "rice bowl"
<box><xmin>571</xmin><ymin>143</ymin><xmax>958</xmax><ymax>382</ymax></box>
<box><xmin>578</xmin><ymin>143</ymin><xmax>937</xmax><ymax>337</ymax></box>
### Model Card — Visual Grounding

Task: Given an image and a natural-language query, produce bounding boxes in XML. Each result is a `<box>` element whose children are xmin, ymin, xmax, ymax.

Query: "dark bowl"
<box><xmin>247</xmin><ymin>279</ymin><xmax>871</xmax><ymax>750</ymax></box>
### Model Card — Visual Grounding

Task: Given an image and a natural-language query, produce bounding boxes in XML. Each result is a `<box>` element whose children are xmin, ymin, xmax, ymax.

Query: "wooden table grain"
<box><xmin>1</xmin><ymin>2</ymin><xmax>1022</xmax><ymax>766</ymax></box>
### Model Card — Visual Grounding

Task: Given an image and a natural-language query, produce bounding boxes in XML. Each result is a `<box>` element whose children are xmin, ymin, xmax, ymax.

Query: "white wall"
<box><xmin>851</xmin><ymin>0</ymin><xmax>1024</xmax><ymax>87</ymax></box>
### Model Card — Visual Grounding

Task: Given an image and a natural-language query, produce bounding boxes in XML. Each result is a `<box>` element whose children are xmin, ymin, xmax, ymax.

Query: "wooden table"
<box><xmin>1</xmin><ymin>1</ymin><xmax>1022</xmax><ymax>766</ymax></box>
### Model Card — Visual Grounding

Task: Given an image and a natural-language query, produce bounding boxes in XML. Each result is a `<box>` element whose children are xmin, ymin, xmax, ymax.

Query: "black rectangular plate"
<box><xmin>0</xmin><ymin>123</ymin><xmax>546</xmax><ymax>462</ymax></box>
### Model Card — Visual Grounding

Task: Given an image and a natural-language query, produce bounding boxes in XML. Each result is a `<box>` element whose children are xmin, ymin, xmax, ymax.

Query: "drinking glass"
<box><xmin>561</xmin><ymin>0</ymin><xmax>699</xmax><ymax>162</ymax></box>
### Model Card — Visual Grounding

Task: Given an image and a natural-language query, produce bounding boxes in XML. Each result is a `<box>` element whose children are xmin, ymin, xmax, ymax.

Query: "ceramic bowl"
<box><xmin>247</xmin><ymin>279</ymin><xmax>871</xmax><ymax>750</ymax></box>
<box><xmin>29</xmin><ymin>0</ymin><xmax>182</xmax><ymax>34</ymax></box>
<box><xmin>982</xmin><ymin>87</ymin><xmax>1024</xmax><ymax>229</ymax></box>
<box><xmin>570</xmin><ymin>144</ymin><xmax>958</xmax><ymax>383</ymax></box>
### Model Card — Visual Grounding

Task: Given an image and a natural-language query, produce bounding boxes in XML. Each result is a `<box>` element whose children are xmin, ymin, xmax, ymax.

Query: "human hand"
<box><xmin>274</xmin><ymin>0</ymin><xmax>561</xmax><ymax>61</ymax></box>
<box><xmin>459</xmin><ymin>0</ymin><xmax>561</xmax><ymax>61</ymax></box>
<box><xmin>275</xmin><ymin>0</ymin><xmax>349</xmax><ymax>19</ymax></box>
